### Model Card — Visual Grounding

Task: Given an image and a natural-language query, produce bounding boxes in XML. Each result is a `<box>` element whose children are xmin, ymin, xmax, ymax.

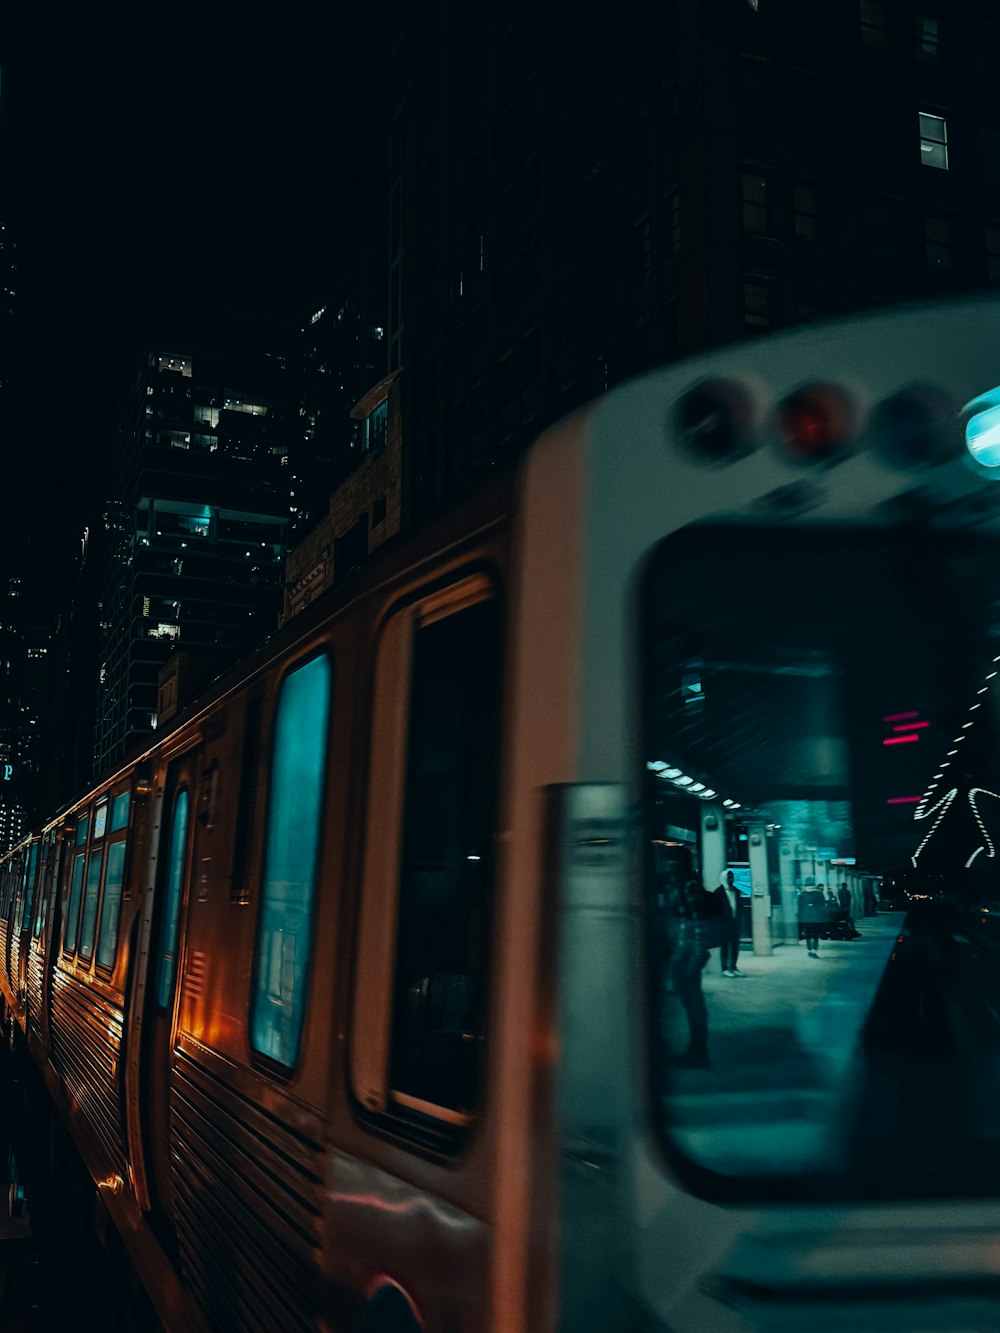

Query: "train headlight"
<box><xmin>775</xmin><ymin>383</ymin><xmax>855</xmax><ymax>465</ymax></box>
<box><xmin>963</xmin><ymin>388</ymin><xmax>1000</xmax><ymax>471</ymax></box>
<box><xmin>871</xmin><ymin>385</ymin><xmax>958</xmax><ymax>469</ymax></box>
<box><xmin>674</xmin><ymin>378</ymin><xmax>754</xmax><ymax>465</ymax></box>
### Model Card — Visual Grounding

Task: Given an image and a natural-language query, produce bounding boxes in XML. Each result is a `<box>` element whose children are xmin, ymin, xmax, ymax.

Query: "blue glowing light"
<box><xmin>965</xmin><ymin>389</ymin><xmax>1000</xmax><ymax>468</ymax></box>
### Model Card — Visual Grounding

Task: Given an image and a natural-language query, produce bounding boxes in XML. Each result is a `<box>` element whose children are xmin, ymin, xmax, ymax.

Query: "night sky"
<box><xmin>0</xmin><ymin>2</ymin><xmax>387</xmax><ymax>606</ymax></box>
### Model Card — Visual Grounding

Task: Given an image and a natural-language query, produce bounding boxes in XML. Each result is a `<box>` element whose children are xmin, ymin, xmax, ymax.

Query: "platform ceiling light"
<box><xmin>963</xmin><ymin>388</ymin><xmax>1000</xmax><ymax>470</ymax></box>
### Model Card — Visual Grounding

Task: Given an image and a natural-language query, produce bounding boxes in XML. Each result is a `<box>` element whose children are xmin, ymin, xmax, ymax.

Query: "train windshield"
<box><xmin>643</xmin><ymin>522</ymin><xmax>1000</xmax><ymax>1201</ymax></box>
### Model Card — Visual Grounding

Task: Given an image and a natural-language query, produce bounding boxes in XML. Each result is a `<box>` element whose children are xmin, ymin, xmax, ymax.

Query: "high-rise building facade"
<box><xmin>294</xmin><ymin>250</ymin><xmax>388</xmax><ymax>533</ymax></box>
<box><xmin>0</xmin><ymin>573</ymin><xmax>50</xmax><ymax>851</ymax></box>
<box><xmin>94</xmin><ymin>333</ymin><xmax>295</xmax><ymax>775</ymax></box>
<box><xmin>390</xmin><ymin>0</ymin><xmax>1000</xmax><ymax>524</ymax></box>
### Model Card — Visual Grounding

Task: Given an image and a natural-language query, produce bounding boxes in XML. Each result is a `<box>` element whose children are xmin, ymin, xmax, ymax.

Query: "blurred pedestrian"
<box><xmin>838</xmin><ymin>882</ymin><xmax>860</xmax><ymax>937</ymax></box>
<box><xmin>799</xmin><ymin>882</ymin><xmax>827</xmax><ymax>958</ymax></box>
<box><xmin>666</xmin><ymin>878</ymin><xmax>713</xmax><ymax>1068</ymax></box>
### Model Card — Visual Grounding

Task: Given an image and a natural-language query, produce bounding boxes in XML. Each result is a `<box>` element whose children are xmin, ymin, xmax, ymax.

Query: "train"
<box><xmin>4</xmin><ymin>293</ymin><xmax>1000</xmax><ymax>1331</ymax></box>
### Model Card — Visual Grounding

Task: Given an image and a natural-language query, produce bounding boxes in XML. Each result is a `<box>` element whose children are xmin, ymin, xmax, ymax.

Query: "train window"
<box><xmin>75</xmin><ymin>814</ymin><xmax>89</xmax><ymax>846</ymax></box>
<box><xmin>390</xmin><ymin>601</ymin><xmax>499</xmax><ymax>1115</ymax></box>
<box><xmin>78</xmin><ymin>847</ymin><xmax>105</xmax><ymax>962</ymax></box>
<box><xmin>231</xmin><ymin>696</ymin><xmax>263</xmax><ymax>904</ymax></box>
<box><xmin>644</xmin><ymin>524</ymin><xmax>1000</xmax><ymax>1203</ymax></box>
<box><xmin>352</xmin><ymin>576</ymin><xmax>500</xmax><ymax>1127</ymax></box>
<box><xmin>93</xmin><ymin>799</ymin><xmax>109</xmax><ymax>841</ymax></box>
<box><xmin>33</xmin><ymin>835</ymin><xmax>53</xmax><ymax>938</ymax></box>
<box><xmin>63</xmin><ymin>851</ymin><xmax>86</xmax><ymax>956</ymax></box>
<box><xmin>111</xmin><ymin>791</ymin><xmax>130</xmax><ymax>831</ymax></box>
<box><xmin>96</xmin><ymin>840</ymin><xmax>127</xmax><ymax>969</ymax></box>
<box><xmin>250</xmin><ymin>654</ymin><xmax>331</xmax><ymax>1069</ymax></box>
<box><xmin>15</xmin><ymin>844</ymin><xmax>37</xmax><ymax>932</ymax></box>
<box><xmin>155</xmin><ymin>789</ymin><xmax>190</xmax><ymax>1009</ymax></box>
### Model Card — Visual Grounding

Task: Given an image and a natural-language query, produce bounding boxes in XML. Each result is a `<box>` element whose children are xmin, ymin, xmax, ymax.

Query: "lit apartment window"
<box><xmin>987</xmin><ymin>226</ymin><xmax>1000</xmax><ymax>281</ymax></box>
<box><xmin>924</xmin><ymin>214</ymin><xmax>952</xmax><ymax>268</ymax></box>
<box><xmin>915</xmin><ymin>13</ymin><xmax>939</xmax><ymax>60</ymax></box>
<box><xmin>919</xmin><ymin>112</ymin><xmax>949</xmax><ymax>169</ymax></box>
<box><xmin>742</xmin><ymin>171</ymin><xmax>770</xmax><ymax>233</ymax></box>
<box><xmin>365</xmin><ymin>398</ymin><xmax>388</xmax><ymax>453</ymax></box>
<box><xmin>860</xmin><ymin>0</ymin><xmax>889</xmax><ymax>50</ymax></box>
<box><xmin>793</xmin><ymin>183</ymin><xmax>819</xmax><ymax>241</ymax></box>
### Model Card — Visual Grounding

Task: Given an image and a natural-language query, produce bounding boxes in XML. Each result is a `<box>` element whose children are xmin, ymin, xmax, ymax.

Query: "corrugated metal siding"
<box><xmin>172</xmin><ymin>1047</ymin><xmax>325</xmax><ymax>1332</ymax></box>
<box><xmin>26</xmin><ymin>939</ymin><xmax>44</xmax><ymax>1027</ymax></box>
<box><xmin>0</xmin><ymin>919</ymin><xmax>9</xmax><ymax>993</ymax></box>
<box><xmin>9</xmin><ymin>930</ymin><xmax>21</xmax><ymax>1000</ymax></box>
<box><xmin>50</xmin><ymin>968</ymin><xmax>128</xmax><ymax>1180</ymax></box>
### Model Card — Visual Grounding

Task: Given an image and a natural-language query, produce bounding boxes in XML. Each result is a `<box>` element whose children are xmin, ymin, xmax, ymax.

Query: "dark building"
<box><xmin>0</xmin><ymin>572</ymin><xmax>50</xmax><ymax>852</ymax></box>
<box><xmin>390</xmin><ymin>0</ymin><xmax>1000</xmax><ymax>524</ymax></box>
<box><xmin>294</xmin><ymin>250</ymin><xmax>389</xmax><ymax>534</ymax></box>
<box><xmin>93</xmin><ymin>329</ymin><xmax>295</xmax><ymax>776</ymax></box>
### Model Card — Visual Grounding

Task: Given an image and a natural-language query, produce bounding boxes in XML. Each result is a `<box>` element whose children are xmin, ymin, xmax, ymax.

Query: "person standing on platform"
<box><xmin>710</xmin><ymin>869</ymin><xmax>744</xmax><ymax>977</ymax></box>
<box><xmin>799</xmin><ymin>881</ymin><xmax>827</xmax><ymax>958</ymax></box>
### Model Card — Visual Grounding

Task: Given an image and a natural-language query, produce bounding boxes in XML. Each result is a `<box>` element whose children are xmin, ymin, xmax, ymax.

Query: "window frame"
<box><xmin>919</xmin><ymin>111</ymin><xmax>949</xmax><ymax>171</ymax></box>
<box><xmin>351</xmin><ymin>572</ymin><xmax>501</xmax><ymax>1133</ymax></box>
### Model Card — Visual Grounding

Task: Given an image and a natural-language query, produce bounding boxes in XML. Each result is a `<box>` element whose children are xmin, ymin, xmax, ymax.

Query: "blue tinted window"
<box><xmin>93</xmin><ymin>801</ymin><xmax>108</xmax><ymax>840</ymax></box>
<box><xmin>33</xmin><ymin>835</ymin><xmax>51</xmax><ymax>938</ymax></box>
<box><xmin>78</xmin><ymin>847</ymin><xmax>105</xmax><ymax>962</ymax></box>
<box><xmin>111</xmin><ymin>792</ymin><xmax>130</xmax><ymax>832</ymax></box>
<box><xmin>156</xmin><ymin>791</ymin><xmax>189</xmax><ymax>1009</ymax></box>
<box><xmin>96</xmin><ymin>841</ymin><xmax>126</xmax><ymax>969</ymax></box>
<box><xmin>251</xmin><ymin>655</ymin><xmax>331</xmax><ymax>1067</ymax></box>
<box><xmin>64</xmin><ymin>852</ymin><xmax>85</xmax><ymax>954</ymax></box>
<box><xmin>75</xmin><ymin>815</ymin><xmax>89</xmax><ymax>846</ymax></box>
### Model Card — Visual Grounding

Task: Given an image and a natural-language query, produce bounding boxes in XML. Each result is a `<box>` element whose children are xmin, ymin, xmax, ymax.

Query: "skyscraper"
<box><xmin>93</xmin><ymin>326</ymin><xmax>295</xmax><ymax>775</ymax></box>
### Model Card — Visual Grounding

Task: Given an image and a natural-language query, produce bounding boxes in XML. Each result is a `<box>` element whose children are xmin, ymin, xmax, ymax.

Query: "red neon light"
<box><xmin>893</xmin><ymin>720</ymin><xmax>929</xmax><ymax>731</ymax></box>
<box><xmin>883</xmin><ymin>734</ymin><xmax>919</xmax><ymax>745</ymax></box>
<box><xmin>883</xmin><ymin>711</ymin><xmax>919</xmax><ymax>722</ymax></box>
<box><xmin>887</xmin><ymin>796</ymin><xmax>921</xmax><ymax>804</ymax></box>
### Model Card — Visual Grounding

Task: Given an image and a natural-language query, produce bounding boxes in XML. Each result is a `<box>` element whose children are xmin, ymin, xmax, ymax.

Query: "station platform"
<box><xmin>665</xmin><ymin>911</ymin><xmax>906</xmax><ymax>1174</ymax></box>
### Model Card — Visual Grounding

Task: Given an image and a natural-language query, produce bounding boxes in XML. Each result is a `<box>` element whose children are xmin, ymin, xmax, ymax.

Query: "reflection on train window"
<box><xmin>33</xmin><ymin>835</ymin><xmax>52</xmax><ymax>937</ymax></box>
<box><xmin>16</xmin><ymin>843</ymin><xmax>37</xmax><ymax>933</ymax></box>
<box><xmin>644</xmin><ymin>525</ymin><xmax>1000</xmax><ymax>1202</ymax></box>
<box><xmin>156</xmin><ymin>790</ymin><xmax>189</xmax><ymax>1009</ymax></box>
<box><xmin>231</xmin><ymin>697</ymin><xmax>263</xmax><ymax>904</ymax></box>
<box><xmin>93</xmin><ymin>799</ymin><xmax>109</xmax><ymax>841</ymax></box>
<box><xmin>78</xmin><ymin>847</ymin><xmax>105</xmax><ymax>962</ymax></box>
<box><xmin>390</xmin><ymin>600</ymin><xmax>499</xmax><ymax>1115</ymax></box>
<box><xmin>251</xmin><ymin>654</ymin><xmax>331</xmax><ymax>1068</ymax></box>
<box><xmin>63</xmin><ymin>851</ymin><xmax>86</xmax><ymax>956</ymax></box>
<box><xmin>97</xmin><ymin>841</ymin><xmax>127</xmax><ymax>969</ymax></box>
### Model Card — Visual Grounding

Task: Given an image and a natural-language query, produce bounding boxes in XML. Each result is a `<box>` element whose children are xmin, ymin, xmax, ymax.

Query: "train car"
<box><xmin>4</xmin><ymin>293</ymin><xmax>1000</xmax><ymax>1331</ymax></box>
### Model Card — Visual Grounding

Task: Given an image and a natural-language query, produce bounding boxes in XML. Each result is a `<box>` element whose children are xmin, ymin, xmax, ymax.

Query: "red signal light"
<box><xmin>776</xmin><ymin>384</ymin><xmax>855</xmax><ymax>464</ymax></box>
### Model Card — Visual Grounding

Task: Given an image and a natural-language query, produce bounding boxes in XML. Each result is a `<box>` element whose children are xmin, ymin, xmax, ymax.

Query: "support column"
<box><xmin>748</xmin><ymin>823</ymin><xmax>772</xmax><ymax>956</ymax></box>
<box><xmin>699</xmin><ymin>802</ymin><xmax>727</xmax><ymax>890</ymax></box>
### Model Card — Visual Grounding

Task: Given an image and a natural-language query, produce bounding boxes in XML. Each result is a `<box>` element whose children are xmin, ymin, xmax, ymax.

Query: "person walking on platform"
<box><xmin>710</xmin><ymin>869</ymin><xmax>744</xmax><ymax>977</ymax></box>
<box><xmin>799</xmin><ymin>882</ymin><xmax>827</xmax><ymax>958</ymax></box>
<box><xmin>838</xmin><ymin>882</ymin><xmax>860</xmax><ymax>937</ymax></box>
<box><xmin>666</xmin><ymin>879</ymin><xmax>713</xmax><ymax>1068</ymax></box>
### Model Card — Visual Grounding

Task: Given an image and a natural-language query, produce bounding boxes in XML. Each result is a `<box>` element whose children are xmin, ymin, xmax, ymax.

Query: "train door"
<box><xmin>139</xmin><ymin>753</ymin><xmax>197</xmax><ymax>1250</ymax></box>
